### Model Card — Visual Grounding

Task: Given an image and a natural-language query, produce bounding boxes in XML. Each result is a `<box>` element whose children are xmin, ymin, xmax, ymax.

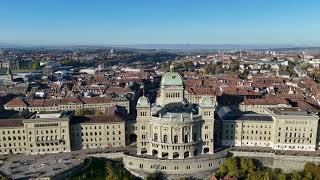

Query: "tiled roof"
<box><xmin>242</xmin><ymin>97</ymin><xmax>287</xmax><ymax>105</ymax></box>
<box><xmin>0</xmin><ymin>119</ymin><xmax>24</xmax><ymax>127</ymax></box>
<box><xmin>70</xmin><ymin>114</ymin><xmax>124</xmax><ymax>124</ymax></box>
<box><xmin>4</xmin><ymin>98</ymin><xmax>27</xmax><ymax>107</ymax></box>
<box><xmin>5</xmin><ymin>96</ymin><xmax>119</xmax><ymax>108</ymax></box>
<box><xmin>185</xmin><ymin>87</ymin><xmax>219</xmax><ymax>96</ymax></box>
<box><xmin>81</xmin><ymin>97</ymin><xmax>113</xmax><ymax>104</ymax></box>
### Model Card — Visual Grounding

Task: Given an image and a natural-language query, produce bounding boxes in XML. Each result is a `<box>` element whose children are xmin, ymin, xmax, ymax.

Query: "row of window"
<box><xmin>130</xmin><ymin>161</ymin><xmax>222</xmax><ymax>170</ymax></box>
<box><xmin>285</xmin><ymin>120</ymin><xmax>307</xmax><ymax>125</ymax></box>
<box><xmin>81</xmin><ymin>142</ymin><xmax>123</xmax><ymax>148</ymax></box>
<box><xmin>2</xmin><ymin>136</ymin><xmax>26</xmax><ymax>141</ymax></box>
<box><xmin>73</xmin><ymin>125</ymin><xmax>122</xmax><ymax>130</ymax></box>
<box><xmin>35</xmin><ymin>123</ymin><xmax>59</xmax><ymax>128</ymax></box>
<box><xmin>36</xmin><ymin>129</ymin><xmax>64</xmax><ymax>134</ymax></box>
<box><xmin>0</xmin><ymin>142</ymin><xmax>26</xmax><ymax>147</ymax></box>
<box><xmin>239</xmin><ymin>136</ymin><xmax>271</xmax><ymax>141</ymax></box>
<box><xmin>239</xmin><ymin>142</ymin><xmax>271</xmax><ymax>146</ymax></box>
<box><xmin>283</xmin><ymin>132</ymin><xmax>312</xmax><ymax>138</ymax></box>
<box><xmin>36</xmin><ymin>142</ymin><xmax>60</xmax><ymax>146</ymax></box>
<box><xmin>276</xmin><ymin>145</ymin><xmax>313</xmax><ymax>149</ymax></box>
<box><xmin>279</xmin><ymin>138</ymin><xmax>312</xmax><ymax>144</ymax></box>
<box><xmin>151</xmin><ymin>143</ymin><xmax>195</xmax><ymax>150</ymax></box>
<box><xmin>140</xmin><ymin>111</ymin><xmax>148</xmax><ymax>116</ymax></box>
<box><xmin>36</xmin><ymin>135</ymin><xmax>63</xmax><ymax>141</ymax></box>
<box><xmin>80</xmin><ymin>137</ymin><xmax>122</xmax><ymax>142</ymax></box>
<box><xmin>0</xmin><ymin>130</ymin><xmax>25</xmax><ymax>135</ymax></box>
<box><xmin>165</xmin><ymin>92</ymin><xmax>180</xmax><ymax>98</ymax></box>
<box><xmin>281</xmin><ymin>127</ymin><xmax>310</xmax><ymax>131</ymax></box>
<box><xmin>224</xmin><ymin>124</ymin><xmax>272</xmax><ymax>129</ymax></box>
<box><xmin>151</xmin><ymin>134</ymin><xmax>197</xmax><ymax>143</ymax></box>
<box><xmin>236</xmin><ymin>130</ymin><xmax>271</xmax><ymax>135</ymax></box>
<box><xmin>18</xmin><ymin>103</ymin><xmax>128</xmax><ymax>111</ymax></box>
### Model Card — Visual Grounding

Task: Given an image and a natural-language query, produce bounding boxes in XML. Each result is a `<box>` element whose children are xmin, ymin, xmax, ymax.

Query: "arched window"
<box><xmin>184</xmin><ymin>134</ymin><xmax>188</xmax><ymax>143</ymax></box>
<box><xmin>154</xmin><ymin>133</ymin><xmax>158</xmax><ymax>141</ymax></box>
<box><xmin>174</xmin><ymin>135</ymin><xmax>178</xmax><ymax>143</ymax></box>
<box><xmin>163</xmin><ymin>135</ymin><xmax>168</xmax><ymax>143</ymax></box>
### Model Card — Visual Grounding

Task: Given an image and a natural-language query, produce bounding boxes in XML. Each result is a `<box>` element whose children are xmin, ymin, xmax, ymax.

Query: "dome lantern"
<box><xmin>136</xmin><ymin>96</ymin><xmax>150</xmax><ymax>108</ymax></box>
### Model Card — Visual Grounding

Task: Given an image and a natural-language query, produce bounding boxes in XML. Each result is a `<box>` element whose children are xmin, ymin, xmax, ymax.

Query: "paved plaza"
<box><xmin>0</xmin><ymin>147</ymin><xmax>134</xmax><ymax>179</ymax></box>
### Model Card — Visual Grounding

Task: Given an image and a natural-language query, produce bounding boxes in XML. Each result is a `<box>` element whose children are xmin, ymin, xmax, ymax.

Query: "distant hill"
<box><xmin>0</xmin><ymin>42</ymin><xmax>319</xmax><ymax>51</ymax></box>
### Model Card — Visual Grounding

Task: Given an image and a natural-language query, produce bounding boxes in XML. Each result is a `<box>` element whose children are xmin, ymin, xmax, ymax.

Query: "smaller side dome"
<box><xmin>199</xmin><ymin>96</ymin><xmax>214</xmax><ymax>107</ymax></box>
<box><xmin>137</xmin><ymin>96</ymin><xmax>150</xmax><ymax>108</ymax></box>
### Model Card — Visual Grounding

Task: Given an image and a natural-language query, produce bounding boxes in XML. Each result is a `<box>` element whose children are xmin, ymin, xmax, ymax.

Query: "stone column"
<box><xmin>179</xmin><ymin>151</ymin><xmax>184</xmax><ymax>159</ymax></box>
<box><xmin>168</xmin><ymin>151</ymin><xmax>173</xmax><ymax>159</ymax></box>
<box><xmin>190</xmin><ymin>149</ymin><xmax>194</xmax><ymax>157</ymax></box>
<box><xmin>190</xmin><ymin>125</ymin><xmax>193</xmax><ymax>143</ymax></box>
<box><xmin>180</xmin><ymin>127</ymin><xmax>183</xmax><ymax>143</ymax></box>
<box><xmin>150</xmin><ymin>124</ymin><xmax>153</xmax><ymax>141</ymax></box>
<box><xmin>160</xmin><ymin>125</ymin><xmax>162</xmax><ymax>142</ymax></box>
<box><xmin>158</xmin><ymin>148</ymin><xmax>162</xmax><ymax>158</ymax></box>
<box><xmin>209</xmin><ymin>122</ymin><xmax>214</xmax><ymax>154</ymax></box>
<box><xmin>169</xmin><ymin>126</ymin><xmax>173</xmax><ymax>143</ymax></box>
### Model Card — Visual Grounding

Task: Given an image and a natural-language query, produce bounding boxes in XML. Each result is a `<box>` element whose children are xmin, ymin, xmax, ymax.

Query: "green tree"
<box><xmin>226</xmin><ymin>157</ymin><xmax>239</xmax><ymax>176</ymax></box>
<box><xmin>262</xmin><ymin>170</ymin><xmax>272</xmax><ymax>180</ymax></box>
<box><xmin>145</xmin><ymin>171</ymin><xmax>166</xmax><ymax>180</ymax></box>
<box><xmin>31</xmin><ymin>62</ymin><xmax>40</xmax><ymax>70</ymax></box>
<box><xmin>291</xmin><ymin>170</ymin><xmax>302</xmax><ymax>180</ymax></box>
<box><xmin>229</xmin><ymin>60</ymin><xmax>240</xmax><ymax>72</ymax></box>
<box><xmin>203</xmin><ymin>64</ymin><xmax>217</xmax><ymax>75</ymax></box>
<box><xmin>105</xmin><ymin>163</ymin><xmax>118</xmax><ymax>180</ymax></box>
<box><xmin>75</xmin><ymin>108</ymin><xmax>84</xmax><ymax>116</ymax></box>
<box><xmin>304</xmin><ymin>172</ymin><xmax>314</xmax><ymax>180</ymax></box>
<box><xmin>277</xmin><ymin>172</ymin><xmax>286</xmax><ymax>180</ymax></box>
<box><xmin>304</xmin><ymin>162</ymin><xmax>320</xmax><ymax>178</ymax></box>
<box><xmin>216</xmin><ymin>159</ymin><xmax>229</xmax><ymax>178</ymax></box>
<box><xmin>247</xmin><ymin>172</ymin><xmax>263</xmax><ymax>180</ymax></box>
<box><xmin>240</xmin><ymin>157</ymin><xmax>255</xmax><ymax>176</ymax></box>
<box><xmin>94</xmin><ymin>110</ymin><xmax>104</xmax><ymax>116</ymax></box>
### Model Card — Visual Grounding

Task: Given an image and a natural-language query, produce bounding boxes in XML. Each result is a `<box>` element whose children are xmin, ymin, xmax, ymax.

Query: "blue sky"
<box><xmin>0</xmin><ymin>0</ymin><xmax>319</xmax><ymax>45</ymax></box>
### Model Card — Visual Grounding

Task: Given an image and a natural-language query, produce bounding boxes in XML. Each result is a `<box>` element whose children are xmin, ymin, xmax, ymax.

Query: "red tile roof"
<box><xmin>70</xmin><ymin>114</ymin><xmax>124</xmax><ymax>124</ymax></box>
<box><xmin>81</xmin><ymin>97</ymin><xmax>113</xmax><ymax>104</ymax></box>
<box><xmin>0</xmin><ymin>119</ymin><xmax>24</xmax><ymax>127</ymax></box>
<box><xmin>4</xmin><ymin>98</ymin><xmax>27</xmax><ymax>107</ymax></box>
<box><xmin>242</xmin><ymin>97</ymin><xmax>287</xmax><ymax>105</ymax></box>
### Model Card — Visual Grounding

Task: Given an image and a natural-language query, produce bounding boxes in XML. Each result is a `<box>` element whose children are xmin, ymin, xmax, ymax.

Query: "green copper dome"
<box><xmin>199</xmin><ymin>96</ymin><xmax>214</xmax><ymax>107</ymax></box>
<box><xmin>137</xmin><ymin>96</ymin><xmax>150</xmax><ymax>108</ymax></box>
<box><xmin>161</xmin><ymin>72</ymin><xmax>183</xmax><ymax>86</ymax></box>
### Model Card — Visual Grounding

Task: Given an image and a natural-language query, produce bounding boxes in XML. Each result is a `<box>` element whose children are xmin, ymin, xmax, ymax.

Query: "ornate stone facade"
<box><xmin>135</xmin><ymin>65</ymin><xmax>216</xmax><ymax>159</ymax></box>
<box><xmin>123</xmin><ymin>66</ymin><xmax>224</xmax><ymax>178</ymax></box>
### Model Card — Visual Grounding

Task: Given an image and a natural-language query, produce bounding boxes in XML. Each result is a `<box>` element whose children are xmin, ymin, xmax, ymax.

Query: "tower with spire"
<box><xmin>5</xmin><ymin>65</ymin><xmax>13</xmax><ymax>84</ymax></box>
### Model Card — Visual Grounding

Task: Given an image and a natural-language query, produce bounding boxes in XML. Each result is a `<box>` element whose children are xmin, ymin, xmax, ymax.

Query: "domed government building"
<box><xmin>123</xmin><ymin>65</ymin><xmax>227</xmax><ymax>178</ymax></box>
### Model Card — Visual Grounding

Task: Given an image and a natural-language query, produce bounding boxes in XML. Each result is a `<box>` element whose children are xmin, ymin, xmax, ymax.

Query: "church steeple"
<box><xmin>6</xmin><ymin>65</ymin><xmax>13</xmax><ymax>82</ymax></box>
